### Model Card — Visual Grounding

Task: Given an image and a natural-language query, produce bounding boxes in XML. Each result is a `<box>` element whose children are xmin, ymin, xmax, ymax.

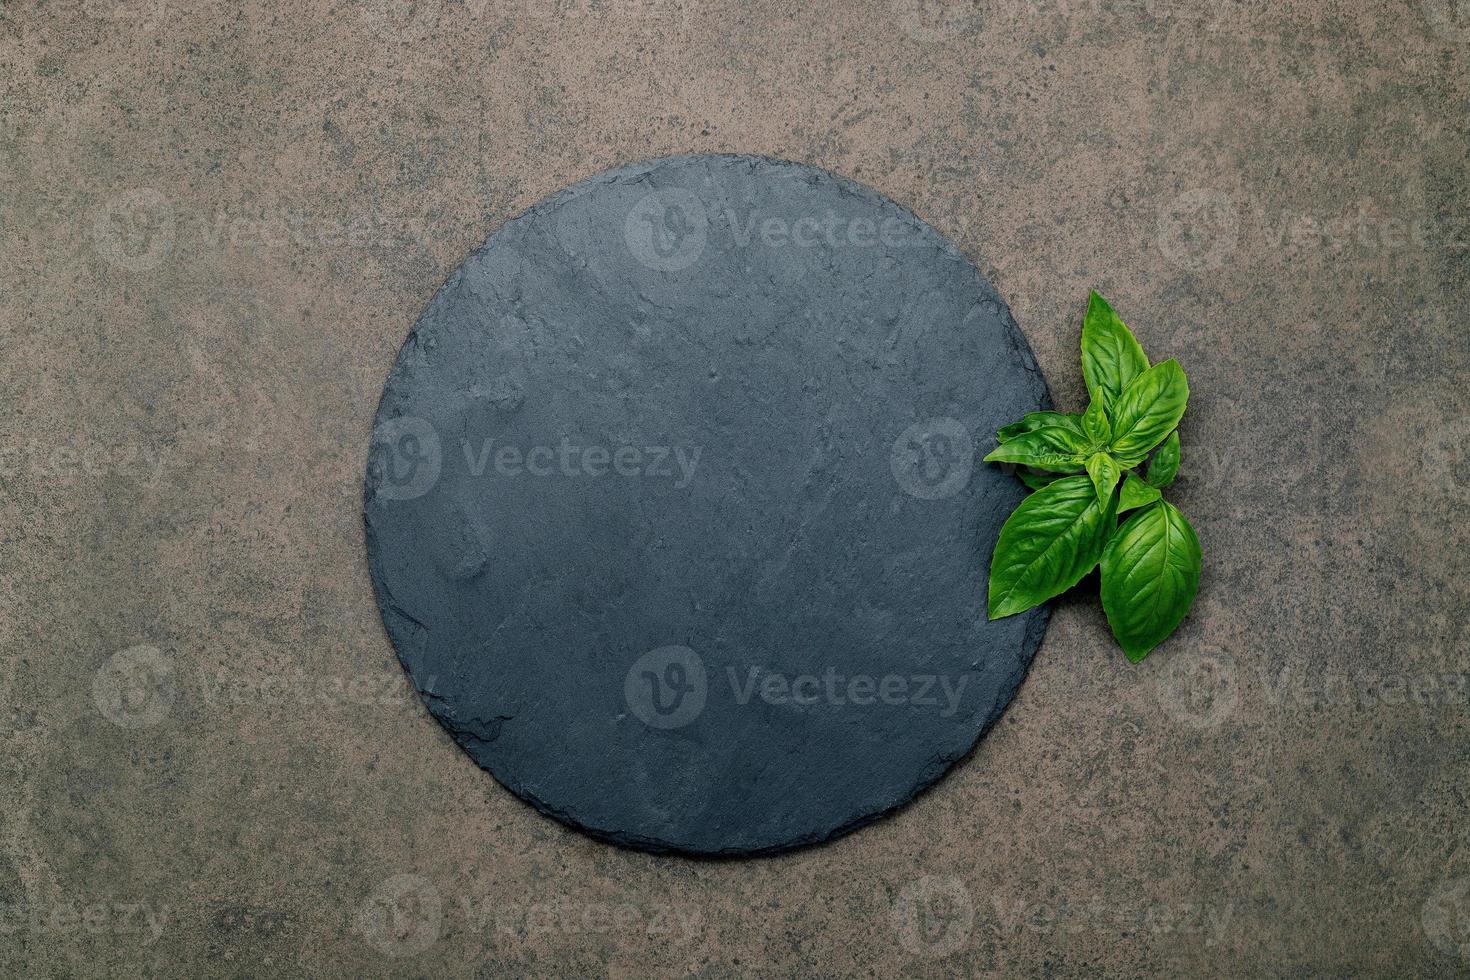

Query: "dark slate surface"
<box><xmin>363</xmin><ymin>154</ymin><xmax>1052</xmax><ymax>855</ymax></box>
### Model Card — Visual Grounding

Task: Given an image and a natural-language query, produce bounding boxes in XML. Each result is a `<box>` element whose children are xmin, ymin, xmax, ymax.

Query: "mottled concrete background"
<box><xmin>2</xmin><ymin>0</ymin><xmax>1468</xmax><ymax>976</ymax></box>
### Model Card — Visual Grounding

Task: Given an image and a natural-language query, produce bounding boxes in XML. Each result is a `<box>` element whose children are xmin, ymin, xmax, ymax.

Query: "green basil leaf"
<box><xmin>1118</xmin><ymin>472</ymin><xmax>1162</xmax><ymax>514</ymax></box>
<box><xmin>1109</xmin><ymin>359</ymin><xmax>1189</xmax><ymax>459</ymax></box>
<box><xmin>988</xmin><ymin>475</ymin><xmax>1118</xmax><ymax>619</ymax></box>
<box><xmin>984</xmin><ymin>426</ymin><xmax>1089</xmax><ymax>473</ymax></box>
<box><xmin>1081</xmin><ymin>400</ymin><xmax>1112</xmax><ymax>447</ymax></box>
<box><xmin>1085</xmin><ymin>452</ymin><xmax>1121</xmax><ymax>506</ymax></box>
<box><xmin>1081</xmin><ymin>291</ymin><xmax>1149</xmax><ymax>414</ymax></box>
<box><xmin>996</xmin><ymin>411</ymin><xmax>1084</xmax><ymax>443</ymax></box>
<box><xmin>1146</xmin><ymin>430</ymin><xmax>1181</xmax><ymax>488</ymax></box>
<box><xmin>1100</xmin><ymin>501</ymin><xmax>1201</xmax><ymax>661</ymax></box>
<box><xmin>1018</xmin><ymin>469</ymin><xmax>1065</xmax><ymax>491</ymax></box>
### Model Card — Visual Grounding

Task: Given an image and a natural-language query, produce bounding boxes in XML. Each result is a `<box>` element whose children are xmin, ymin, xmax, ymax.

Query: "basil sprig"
<box><xmin>983</xmin><ymin>291</ymin><xmax>1201</xmax><ymax>662</ymax></box>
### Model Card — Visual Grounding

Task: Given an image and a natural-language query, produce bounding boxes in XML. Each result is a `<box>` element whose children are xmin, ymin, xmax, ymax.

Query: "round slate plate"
<box><xmin>364</xmin><ymin>154</ymin><xmax>1051</xmax><ymax>856</ymax></box>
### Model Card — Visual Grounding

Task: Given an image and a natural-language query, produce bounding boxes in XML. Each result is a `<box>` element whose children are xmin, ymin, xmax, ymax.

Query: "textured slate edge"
<box><xmin>362</xmin><ymin>152</ymin><xmax>1055</xmax><ymax>857</ymax></box>
<box><xmin>507</xmin><ymin>603</ymin><xmax>1053</xmax><ymax>860</ymax></box>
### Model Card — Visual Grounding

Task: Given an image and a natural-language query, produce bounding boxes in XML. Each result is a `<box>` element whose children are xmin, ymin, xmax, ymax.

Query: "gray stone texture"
<box><xmin>2</xmin><ymin>1</ymin><xmax>1467</xmax><ymax>976</ymax></box>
